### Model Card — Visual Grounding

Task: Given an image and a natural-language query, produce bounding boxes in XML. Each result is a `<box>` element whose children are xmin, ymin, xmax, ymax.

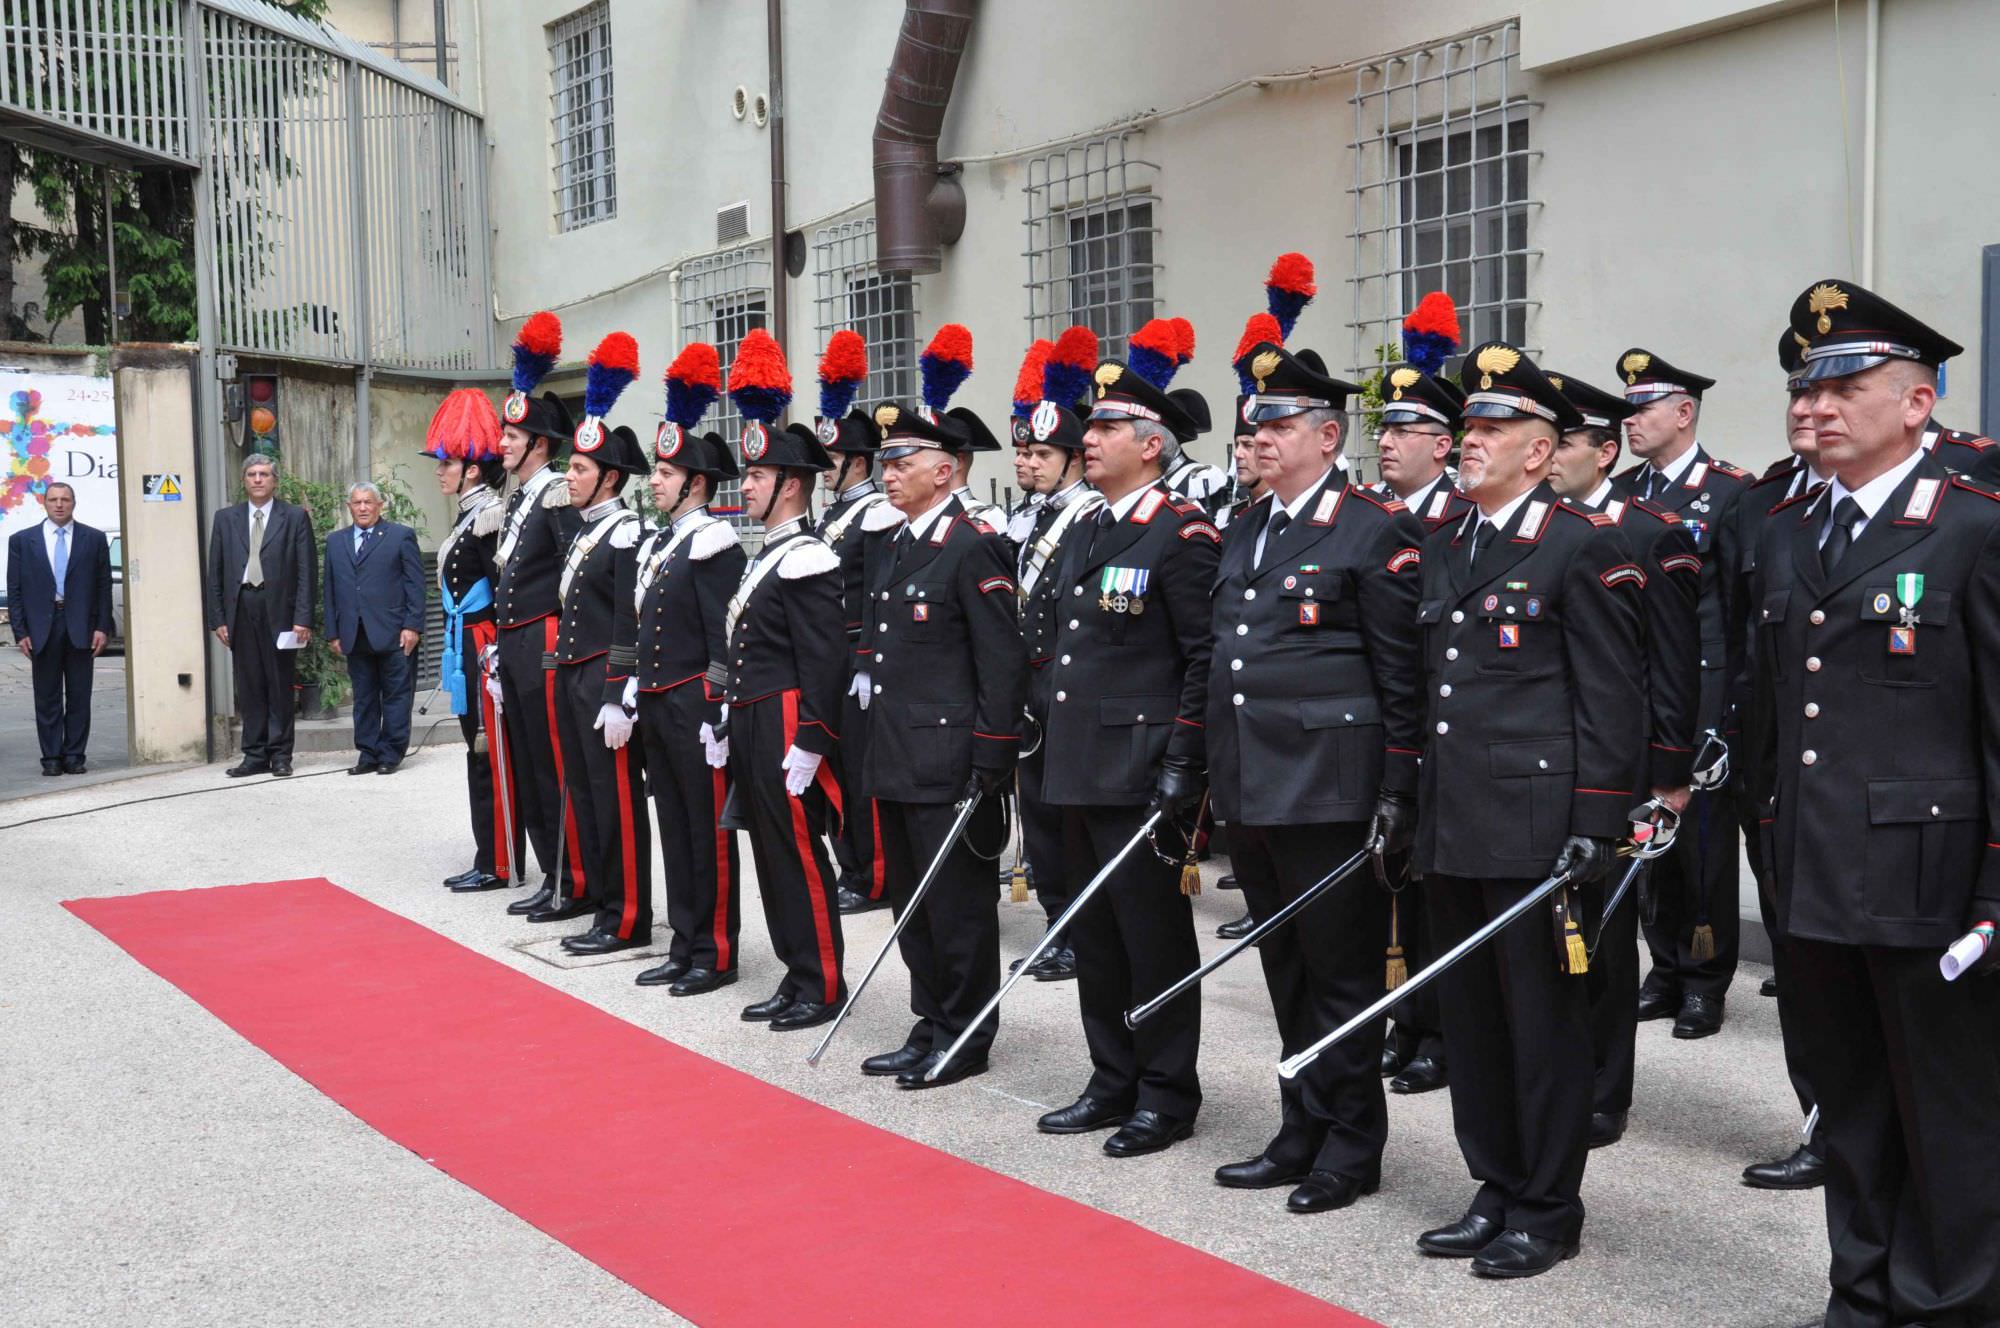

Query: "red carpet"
<box><xmin>66</xmin><ymin>879</ymin><xmax>1377</xmax><ymax>1327</ymax></box>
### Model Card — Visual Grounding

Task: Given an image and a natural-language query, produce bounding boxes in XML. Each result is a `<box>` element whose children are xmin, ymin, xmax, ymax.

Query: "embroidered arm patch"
<box><xmin>1386</xmin><ymin>547</ymin><xmax>1421</xmax><ymax>574</ymax></box>
<box><xmin>1179</xmin><ymin>521</ymin><xmax>1221</xmax><ymax>543</ymax></box>
<box><xmin>1600</xmin><ymin>563</ymin><xmax>1648</xmax><ymax>590</ymax></box>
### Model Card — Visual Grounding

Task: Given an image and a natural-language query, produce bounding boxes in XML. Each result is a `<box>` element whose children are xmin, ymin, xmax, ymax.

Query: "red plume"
<box><xmin>1234</xmin><ymin>312</ymin><xmax>1284</xmax><ymax>362</ymax></box>
<box><xmin>1170</xmin><ymin>317</ymin><xmax>1196</xmax><ymax>365</ymax></box>
<box><xmin>1012</xmin><ymin>340</ymin><xmax>1054</xmax><ymax>416</ymax></box>
<box><xmin>517</xmin><ymin>310</ymin><xmax>562</xmax><ymax>358</ymax></box>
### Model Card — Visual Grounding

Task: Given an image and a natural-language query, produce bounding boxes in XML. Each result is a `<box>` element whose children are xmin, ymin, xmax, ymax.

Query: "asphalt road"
<box><xmin>0</xmin><ymin>646</ymin><xmax>128</xmax><ymax>798</ymax></box>
<box><xmin>0</xmin><ymin>747</ymin><xmax>1833</xmax><ymax>1327</ymax></box>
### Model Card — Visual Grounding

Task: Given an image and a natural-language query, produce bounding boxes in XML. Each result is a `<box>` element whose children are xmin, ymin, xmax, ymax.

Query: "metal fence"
<box><xmin>679</xmin><ymin>243</ymin><xmax>773</xmax><ymax>532</ymax></box>
<box><xmin>2</xmin><ymin>0</ymin><xmax>491</xmax><ymax>374</ymax></box>
<box><xmin>811</xmin><ymin>216</ymin><xmax>918</xmax><ymax>410</ymax></box>
<box><xmin>1023</xmin><ymin>131</ymin><xmax>1162</xmax><ymax>359</ymax></box>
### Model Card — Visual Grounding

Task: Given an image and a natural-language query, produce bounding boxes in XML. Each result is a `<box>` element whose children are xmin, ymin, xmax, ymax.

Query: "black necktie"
<box><xmin>1641</xmin><ymin>469</ymin><xmax>1665</xmax><ymax>502</ymax></box>
<box><xmin>892</xmin><ymin>526</ymin><xmax>914</xmax><ymax>567</ymax></box>
<box><xmin>1086</xmin><ymin>505</ymin><xmax>1116</xmax><ymax>560</ymax></box>
<box><xmin>1820</xmin><ymin>497</ymin><xmax>1864</xmax><ymax>576</ymax></box>
<box><xmin>1257</xmin><ymin>510</ymin><xmax>1290</xmax><ymax>570</ymax></box>
<box><xmin>1468</xmin><ymin>519</ymin><xmax>1497</xmax><ymax>572</ymax></box>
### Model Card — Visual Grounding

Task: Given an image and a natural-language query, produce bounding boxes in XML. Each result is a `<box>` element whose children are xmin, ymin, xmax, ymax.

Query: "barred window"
<box><xmin>1349</xmin><ymin>23</ymin><xmax>1538</xmax><ymax>379</ymax></box>
<box><xmin>679</xmin><ymin>245</ymin><xmax>773</xmax><ymax>528</ymax></box>
<box><xmin>548</xmin><ymin>2</ymin><xmax>616</xmax><ymax>232</ymax></box>
<box><xmin>1025</xmin><ymin>132</ymin><xmax>1161</xmax><ymax>357</ymax></box>
<box><xmin>812</xmin><ymin>217</ymin><xmax>921</xmax><ymax>408</ymax></box>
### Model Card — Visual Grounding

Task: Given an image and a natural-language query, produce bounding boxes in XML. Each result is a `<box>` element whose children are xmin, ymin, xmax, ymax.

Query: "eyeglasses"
<box><xmin>1379</xmin><ymin>426</ymin><xmax>1449</xmax><ymax>444</ymax></box>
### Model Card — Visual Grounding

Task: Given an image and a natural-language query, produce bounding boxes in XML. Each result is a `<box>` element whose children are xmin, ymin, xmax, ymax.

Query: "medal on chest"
<box><xmin>1889</xmin><ymin>572</ymin><xmax>1924</xmax><ymax>654</ymax></box>
<box><xmin>1098</xmin><ymin>565</ymin><xmax>1149</xmax><ymax>615</ymax></box>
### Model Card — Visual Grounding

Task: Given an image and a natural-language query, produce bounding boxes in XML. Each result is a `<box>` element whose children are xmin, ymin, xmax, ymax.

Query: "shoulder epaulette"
<box><xmin>1163</xmin><ymin>493</ymin><xmax>1204</xmax><ymax>517</ymax></box>
<box><xmin>861</xmin><ymin>501</ymin><xmax>903</xmax><ymax>533</ymax></box>
<box><xmin>1944</xmin><ymin>429</ymin><xmax>1997</xmax><ymax>451</ymax></box>
<box><xmin>541</xmin><ymin>483</ymin><xmax>571</xmax><ymax>509</ymax></box>
<box><xmin>1349</xmin><ymin>486</ymin><xmax>1407</xmax><ymax>514</ymax></box>
<box><xmin>1950</xmin><ymin>475</ymin><xmax>2000</xmax><ymax>501</ymax></box>
<box><xmin>472</xmin><ymin>503</ymin><xmax>506</xmax><ymax>537</ymax></box>
<box><xmin>1770</xmin><ymin>482</ymin><xmax>1826</xmax><ymax>514</ymax></box>
<box><xmin>776</xmin><ymin>536</ymin><xmax>840</xmax><ymax>580</ymax></box>
<box><xmin>1631</xmin><ymin>498</ymin><xmax>1680</xmax><ymax>523</ymax></box>
<box><xmin>608</xmin><ymin>513</ymin><xmax>642</xmax><ymax>549</ymax></box>
<box><xmin>688</xmin><ymin>519</ymin><xmax>740</xmax><ymax>561</ymax></box>
<box><xmin>1709</xmin><ymin>458</ymin><xmax>1751</xmax><ymax>480</ymax></box>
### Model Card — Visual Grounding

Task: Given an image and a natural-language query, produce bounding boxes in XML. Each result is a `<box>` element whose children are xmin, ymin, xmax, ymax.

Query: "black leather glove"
<box><xmin>966</xmin><ymin>764</ymin><xmax>1012</xmax><ymax>800</ymax></box>
<box><xmin>1551</xmin><ymin>834</ymin><xmax>1616</xmax><ymax>887</ymax></box>
<box><xmin>1148</xmin><ymin>757</ymin><xmax>1205</xmax><ymax>820</ymax></box>
<box><xmin>1367</xmin><ymin>792</ymin><xmax>1416</xmax><ymax>855</ymax></box>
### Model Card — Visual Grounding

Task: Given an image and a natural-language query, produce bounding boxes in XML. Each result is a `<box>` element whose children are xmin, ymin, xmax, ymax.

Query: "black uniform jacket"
<box><xmin>1414</xmin><ymin>484</ymin><xmax>1647</xmax><ymax>879</ymax></box>
<box><xmin>494</xmin><ymin>465</ymin><xmax>584</xmax><ymax>629</ymax></box>
<box><xmin>1586</xmin><ymin>494</ymin><xmax>1702</xmax><ymax>788</ymax></box>
<box><xmin>860</xmin><ymin>499</ymin><xmax>1025</xmax><ymax>803</ymax></box>
<box><xmin>1717</xmin><ymin>459</ymin><xmax>1816</xmax><ymax>799</ymax></box>
<box><xmin>1018</xmin><ymin>486</ymin><xmax>1103</xmax><ymax>716</ymax></box>
<box><xmin>1751</xmin><ymin>454</ymin><xmax>2000</xmax><ymax>947</ymax></box>
<box><xmin>1208</xmin><ymin>471</ymin><xmax>1425</xmax><ymax>826</ymax></box>
<box><xmin>1612</xmin><ymin>445</ymin><xmax>1753</xmax><ymax>731</ymax></box>
<box><xmin>438</xmin><ymin>490</ymin><xmax>503</xmax><ymax>624</ymax></box>
<box><xmin>555</xmin><ymin>503</ymin><xmax>642</xmax><ymax>705</ymax></box>
<box><xmin>1393</xmin><ymin>474</ymin><xmax>1476</xmax><ymax>534</ymax></box>
<box><xmin>1926</xmin><ymin>422</ymin><xmax>1999</xmax><ymax>477</ymax></box>
<box><xmin>724</xmin><ymin>525</ymin><xmax>847</xmax><ymax>758</ymax></box>
<box><xmin>819</xmin><ymin>485</ymin><xmax>891</xmax><ymax>648</ymax></box>
<box><xmin>634</xmin><ymin>513</ymin><xmax>745</xmax><ymax>699</ymax></box>
<box><xmin>1038</xmin><ymin>484</ymin><xmax>1221</xmax><ymax>807</ymax></box>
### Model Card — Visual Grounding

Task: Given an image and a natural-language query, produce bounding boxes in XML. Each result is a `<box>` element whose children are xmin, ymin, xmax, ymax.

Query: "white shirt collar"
<box><xmin>247</xmin><ymin>499</ymin><xmax>273</xmax><ymax>518</ymax></box>
<box><xmin>1272</xmin><ymin>465</ymin><xmax>1339</xmax><ymax>521</ymax></box>
<box><xmin>669</xmin><ymin>504</ymin><xmax>710</xmax><ymax>532</ymax></box>
<box><xmin>1474</xmin><ymin>487</ymin><xmax>1535</xmax><ymax>533</ymax></box>
<box><xmin>1583</xmin><ymin>478</ymin><xmax>1616</xmax><ymax>510</ymax></box>
<box><xmin>900</xmin><ymin>494</ymin><xmax>955</xmax><ymax>542</ymax></box>
<box><xmin>581</xmin><ymin>496</ymin><xmax>626</xmax><ymax>522</ymax></box>
<box><xmin>1102</xmin><ymin>480</ymin><xmax>1163</xmax><ymax>522</ymax></box>
<box><xmin>1829</xmin><ymin>447</ymin><xmax>1926</xmax><ymax>522</ymax></box>
<box><xmin>762</xmin><ymin>514</ymin><xmax>808</xmax><ymax>543</ymax></box>
<box><xmin>839</xmin><ymin>479</ymin><xmax>880</xmax><ymax>502</ymax></box>
<box><xmin>1646</xmin><ymin>441</ymin><xmax>1701</xmax><ymax>488</ymax></box>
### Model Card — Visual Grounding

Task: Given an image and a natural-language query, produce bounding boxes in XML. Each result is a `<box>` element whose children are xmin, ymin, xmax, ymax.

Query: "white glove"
<box><xmin>595</xmin><ymin>703</ymin><xmax>634</xmax><ymax>750</ymax></box>
<box><xmin>700</xmin><ymin>721</ymin><xmax>730</xmax><ymax>769</ymax></box>
<box><xmin>782</xmin><ymin>744</ymin><xmax>822</xmax><ymax>797</ymax></box>
<box><xmin>621</xmin><ymin>676</ymin><xmax>638</xmax><ymax>709</ymax></box>
<box><xmin>849</xmin><ymin>670</ymin><xmax>872</xmax><ymax>712</ymax></box>
<box><xmin>485</xmin><ymin>672</ymin><xmax>504</xmax><ymax>711</ymax></box>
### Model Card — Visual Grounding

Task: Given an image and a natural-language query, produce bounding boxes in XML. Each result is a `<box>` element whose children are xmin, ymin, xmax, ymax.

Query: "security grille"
<box><xmin>548</xmin><ymin>1</ymin><xmax>615</xmax><ymax>232</ymax></box>
<box><xmin>679</xmin><ymin>244</ymin><xmax>773</xmax><ymax>531</ymax></box>
<box><xmin>1024</xmin><ymin>132</ymin><xmax>1161</xmax><ymax>357</ymax></box>
<box><xmin>1348</xmin><ymin>23</ymin><xmax>1539</xmax><ymax>381</ymax></box>
<box><xmin>811</xmin><ymin>217</ymin><xmax>919</xmax><ymax>410</ymax></box>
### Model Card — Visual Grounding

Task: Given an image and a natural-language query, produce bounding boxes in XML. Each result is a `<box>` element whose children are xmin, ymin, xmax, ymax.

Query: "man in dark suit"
<box><xmin>1752</xmin><ymin>280</ymin><xmax>2000</xmax><ymax>1326</ymax></box>
<box><xmin>8</xmin><ymin>481</ymin><xmax>114</xmax><ymax>775</ymax></box>
<box><xmin>204</xmin><ymin>453</ymin><xmax>315</xmax><ymax>778</ymax></box>
<box><xmin>323</xmin><ymin>481</ymin><xmax>425</xmax><ymax>774</ymax></box>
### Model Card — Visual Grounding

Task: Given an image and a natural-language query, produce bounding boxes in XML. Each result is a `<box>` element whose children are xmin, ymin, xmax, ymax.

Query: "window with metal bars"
<box><xmin>679</xmin><ymin>245</ymin><xmax>774</xmax><ymax>528</ymax></box>
<box><xmin>548</xmin><ymin>1</ymin><xmax>616</xmax><ymax>232</ymax></box>
<box><xmin>811</xmin><ymin>217</ymin><xmax>920</xmax><ymax>409</ymax></box>
<box><xmin>1024</xmin><ymin>132</ymin><xmax>1161</xmax><ymax>357</ymax></box>
<box><xmin>1348</xmin><ymin>23</ymin><xmax>1538</xmax><ymax>382</ymax></box>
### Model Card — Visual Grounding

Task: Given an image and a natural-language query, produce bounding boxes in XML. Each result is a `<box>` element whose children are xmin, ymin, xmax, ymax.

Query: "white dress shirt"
<box><xmin>42</xmin><ymin>519</ymin><xmax>74</xmax><ymax>597</ymax></box>
<box><xmin>1819</xmin><ymin>447</ymin><xmax>1927</xmax><ymax>547</ymax></box>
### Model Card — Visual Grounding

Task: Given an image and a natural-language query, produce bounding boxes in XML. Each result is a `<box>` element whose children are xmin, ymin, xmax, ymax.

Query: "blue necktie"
<box><xmin>53</xmin><ymin>524</ymin><xmax>69</xmax><ymax>591</ymax></box>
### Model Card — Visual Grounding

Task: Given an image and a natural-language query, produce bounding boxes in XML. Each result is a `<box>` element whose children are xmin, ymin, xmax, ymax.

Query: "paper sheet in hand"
<box><xmin>276</xmin><ymin>630</ymin><xmax>306</xmax><ymax>650</ymax></box>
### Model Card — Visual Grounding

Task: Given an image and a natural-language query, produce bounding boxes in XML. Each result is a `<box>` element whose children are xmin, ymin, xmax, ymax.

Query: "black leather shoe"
<box><xmin>1470</xmin><ymin>1229</ymin><xmax>1578</xmax><ymax>1279</ymax></box>
<box><xmin>1742</xmin><ymin>1145</ymin><xmax>1825</xmax><ymax>1190</ymax></box>
<box><xmin>1216</xmin><ymin>912</ymin><xmax>1255</xmax><ymax>940</ymax></box>
<box><xmin>270</xmin><ymin>760</ymin><xmax>294</xmax><ymax>777</ymax></box>
<box><xmin>1589</xmin><ymin>1111</ymin><xmax>1628</xmax><ymax>1149</ymax></box>
<box><xmin>897</xmin><ymin>1050</ymin><xmax>987</xmax><ymax>1089</ymax></box>
<box><xmin>670</xmin><ymin>967</ymin><xmax>737</xmax><ymax>996</ymax></box>
<box><xmin>741</xmin><ymin>991</ymin><xmax>794</xmax><ymax>1022</ymax></box>
<box><xmin>1037</xmin><ymin>1096</ymin><xmax>1131</xmax><ymax>1135</ymax></box>
<box><xmin>769</xmin><ymin>999</ymin><xmax>840</xmax><ymax>1031</ymax></box>
<box><xmin>225</xmin><ymin>760</ymin><xmax>270</xmax><ymax>778</ymax></box>
<box><xmin>348</xmin><ymin>760</ymin><xmax>380</xmax><ymax>776</ymax></box>
<box><xmin>507</xmin><ymin>886</ymin><xmax>555</xmax><ymax>916</ymax></box>
<box><xmin>863</xmin><ymin>1043</ymin><xmax>929</xmax><ymax>1076</ymax></box>
<box><xmin>449</xmin><ymin>873</ymin><xmax>507</xmax><ymax>893</ymax></box>
<box><xmin>1381</xmin><ymin>1045</ymin><xmax>1410</xmax><ymax>1078</ymax></box>
<box><xmin>1760</xmin><ymin>976</ymin><xmax>1778</xmax><ymax>998</ymax></box>
<box><xmin>1636</xmin><ymin>978</ymin><xmax>1679</xmax><ymax>1021</ymax></box>
<box><xmin>444</xmin><ymin>867</ymin><xmax>482</xmax><ymax>887</ymax></box>
<box><xmin>42</xmin><ymin>760</ymin><xmax>62</xmax><ymax>777</ymax></box>
<box><xmin>1104</xmin><ymin>1110</ymin><xmax>1192</xmax><ymax>1157</ymax></box>
<box><xmin>634</xmin><ymin>958</ymin><xmax>691</xmax><ymax>987</ymax></box>
<box><xmin>525</xmin><ymin>898</ymin><xmax>592</xmax><ymax>924</ymax></box>
<box><xmin>1416</xmin><ymin>1212</ymin><xmax>1502</xmax><ymax>1257</ymax></box>
<box><xmin>1214</xmin><ymin>1154</ymin><xmax>1308</xmax><ymax>1190</ymax></box>
<box><xmin>1216</xmin><ymin>873</ymin><xmax>1239</xmax><ymax>891</ymax></box>
<box><xmin>1028</xmin><ymin>947</ymin><xmax>1077</xmax><ymax>982</ymax></box>
<box><xmin>836</xmin><ymin>885</ymin><xmax>888</xmax><ymax>914</ymax></box>
<box><xmin>1673</xmin><ymin>993</ymin><xmax>1724</xmax><ymax>1039</ymax></box>
<box><xmin>376</xmin><ymin>761</ymin><xmax>402</xmax><ymax>775</ymax></box>
<box><xmin>1390</xmin><ymin>1056</ymin><xmax>1447</xmax><ymax>1095</ymax></box>
<box><xmin>562</xmin><ymin>930</ymin><xmax>645</xmax><ymax>956</ymax></box>
<box><xmin>1287</xmin><ymin>1171</ymin><xmax>1379</xmax><ymax>1214</ymax></box>
<box><xmin>62</xmin><ymin>758</ymin><xmax>86</xmax><ymax>774</ymax></box>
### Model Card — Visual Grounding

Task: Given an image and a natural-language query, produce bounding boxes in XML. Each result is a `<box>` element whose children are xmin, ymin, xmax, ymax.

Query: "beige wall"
<box><xmin>112</xmin><ymin>346</ymin><xmax>209</xmax><ymax>765</ymax></box>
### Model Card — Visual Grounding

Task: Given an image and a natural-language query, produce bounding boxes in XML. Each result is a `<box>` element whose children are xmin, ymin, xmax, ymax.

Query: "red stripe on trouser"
<box><xmin>473</xmin><ymin>621</ymin><xmax>511</xmax><ymax>881</ymax></box>
<box><xmin>868</xmin><ymin>803</ymin><xmax>886</xmax><ymax>901</ymax></box>
<box><xmin>712</xmin><ymin>768</ymin><xmax>734</xmax><ymax>970</ymax></box>
<box><xmin>782</xmin><ymin>690</ymin><xmax>840</xmax><ymax>1004</ymax></box>
<box><xmin>543</xmin><ymin>618</ymin><xmax>586</xmax><ymax>896</ymax></box>
<box><xmin>614</xmin><ymin>745</ymin><xmax>641</xmax><ymax>939</ymax></box>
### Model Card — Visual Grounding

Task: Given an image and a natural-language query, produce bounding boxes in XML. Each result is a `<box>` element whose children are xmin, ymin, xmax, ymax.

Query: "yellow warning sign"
<box><xmin>142</xmin><ymin>473</ymin><xmax>184</xmax><ymax>502</ymax></box>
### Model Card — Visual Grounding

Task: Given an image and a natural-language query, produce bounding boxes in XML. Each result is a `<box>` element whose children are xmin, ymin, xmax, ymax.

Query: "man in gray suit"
<box><xmin>204</xmin><ymin>453</ymin><xmax>316</xmax><ymax>777</ymax></box>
